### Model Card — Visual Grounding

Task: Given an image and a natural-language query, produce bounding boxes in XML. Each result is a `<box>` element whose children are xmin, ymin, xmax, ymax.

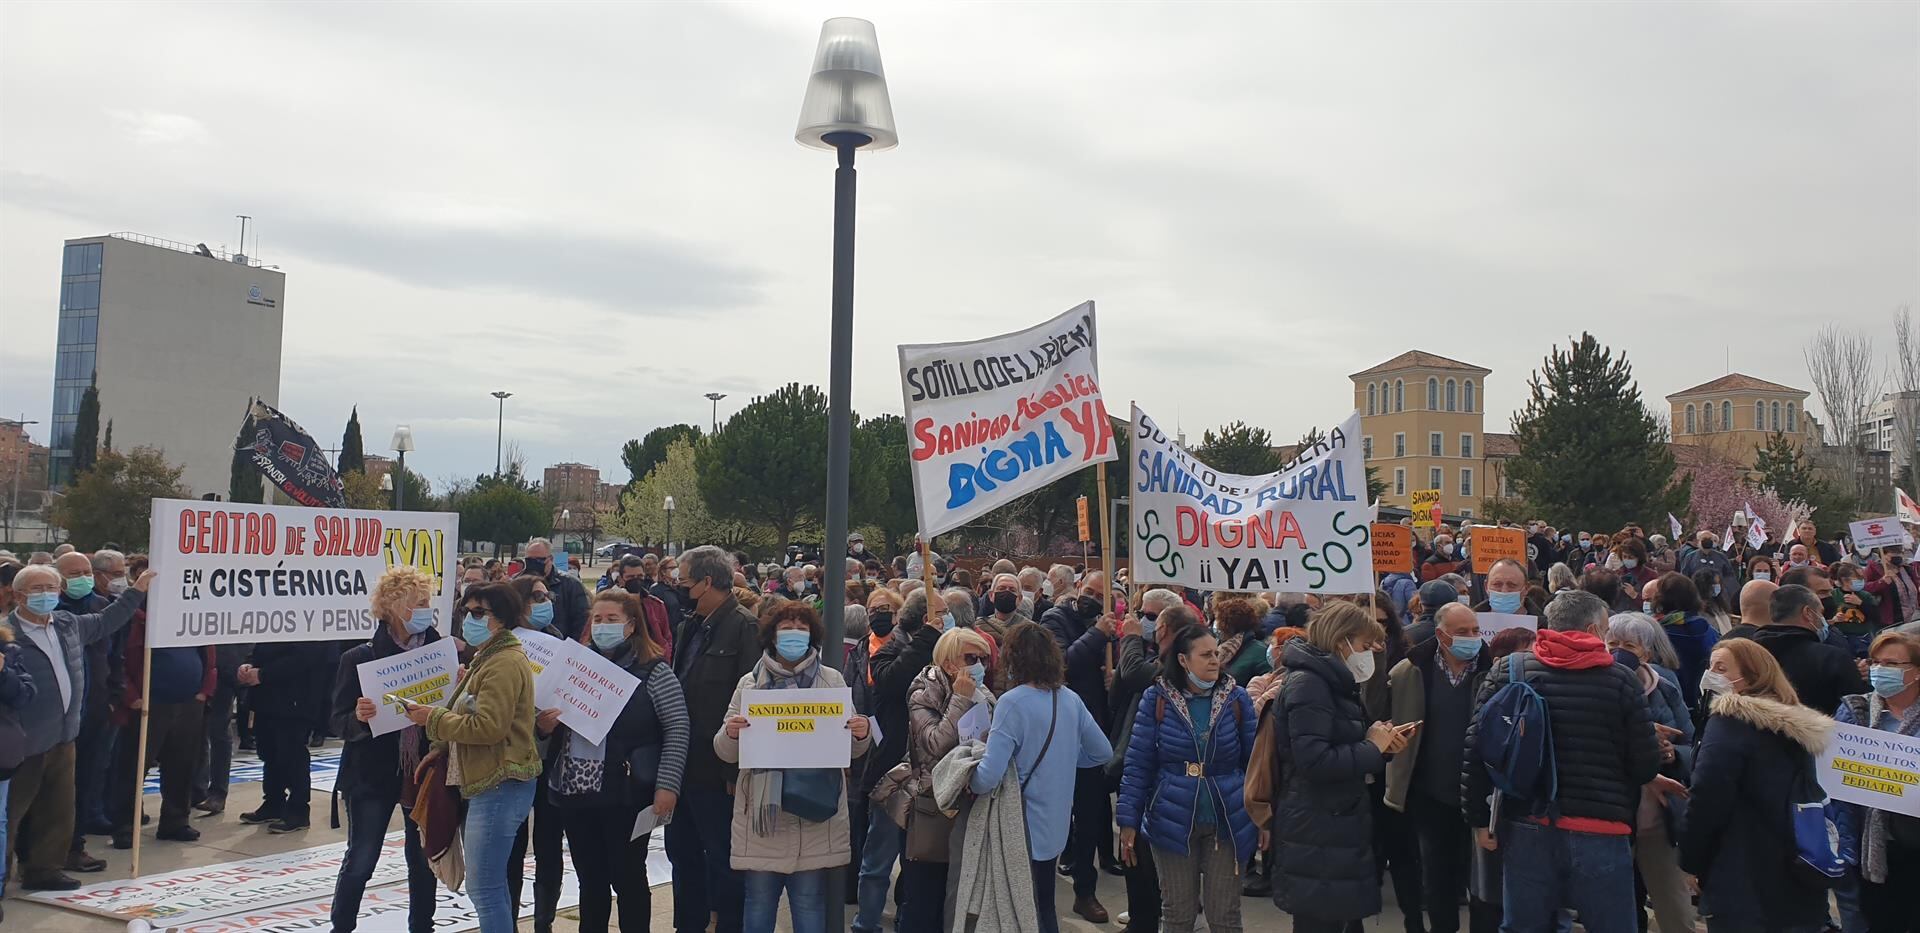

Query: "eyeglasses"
<box><xmin>463</xmin><ymin>606</ymin><xmax>486</xmax><ymax>617</ymax></box>
<box><xmin>528</xmin><ymin>592</ymin><xmax>550</xmax><ymax>603</ymax></box>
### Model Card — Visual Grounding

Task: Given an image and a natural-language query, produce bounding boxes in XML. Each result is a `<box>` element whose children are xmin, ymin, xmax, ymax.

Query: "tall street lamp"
<box><xmin>392</xmin><ymin>425</ymin><xmax>414</xmax><ymax>510</ymax></box>
<box><xmin>663</xmin><ymin>495</ymin><xmax>676</xmax><ymax>557</ymax></box>
<box><xmin>491</xmin><ymin>390</ymin><xmax>513</xmax><ymax>477</ymax></box>
<box><xmin>703</xmin><ymin>392</ymin><xmax>728</xmax><ymax>435</ymax></box>
<box><xmin>559</xmin><ymin>507</ymin><xmax>571</xmax><ymax>551</ymax></box>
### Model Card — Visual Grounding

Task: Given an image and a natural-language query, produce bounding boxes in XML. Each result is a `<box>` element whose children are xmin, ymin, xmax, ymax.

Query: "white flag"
<box><xmin>1667</xmin><ymin>513</ymin><xmax>1684</xmax><ymax>541</ymax></box>
<box><xmin>1744</xmin><ymin>502</ymin><xmax>1769</xmax><ymax>550</ymax></box>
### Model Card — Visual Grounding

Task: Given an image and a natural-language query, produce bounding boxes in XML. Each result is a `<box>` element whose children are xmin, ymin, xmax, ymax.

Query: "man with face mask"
<box><xmin>1748</xmin><ymin>584</ymin><xmax>1867</xmax><ymax>715</ymax></box>
<box><xmin>1385</xmin><ymin>602</ymin><xmax>1494</xmax><ymax>933</ymax></box>
<box><xmin>1040</xmin><ymin>579</ymin><xmax>1121</xmax><ymax>921</ymax></box>
<box><xmin>520</xmin><ymin>538</ymin><xmax>588</xmax><ymax>642</ymax></box>
<box><xmin>1420</xmin><ymin>533</ymin><xmax>1463</xmax><ymax>583</ymax></box>
<box><xmin>1472</xmin><ymin>559</ymin><xmax>1545</xmax><ymax>618</ymax></box>
<box><xmin>56</xmin><ymin>551</ymin><xmax>112</xmax><ymax>868</ymax></box>
<box><xmin>976</xmin><ymin>573</ymin><xmax>1029</xmax><ymax>646</ymax></box>
<box><xmin>1678</xmin><ymin>531</ymin><xmax>1738</xmax><ymax>613</ymax></box>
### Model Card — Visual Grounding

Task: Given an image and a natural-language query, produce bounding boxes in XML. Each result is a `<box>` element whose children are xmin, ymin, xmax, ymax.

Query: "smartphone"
<box><xmin>1395</xmin><ymin>720</ymin><xmax>1423</xmax><ymax>734</ymax></box>
<box><xmin>384</xmin><ymin>693</ymin><xmax>411</xmax><ymax>709</ymax></box>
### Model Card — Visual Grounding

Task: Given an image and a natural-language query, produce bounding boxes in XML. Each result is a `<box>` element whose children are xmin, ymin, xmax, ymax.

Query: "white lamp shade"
<box><xmin>392</xmin><ymin>425</ymin><xmax>415</xmax><ymax>452</ymax></box>
<box><xmin>795</xmin><ymin>17</ymin><xmax>897</xmax><ymax>151</ymax></box>
<box><xmin>663</xmin><ymin>495</ymin><xmax>676</xmax><ymax>512</ymax></box>
<box><xmin>380</xmin><ymin>474</ymin><xmax>393</xmax><ymax>491</ymax></box>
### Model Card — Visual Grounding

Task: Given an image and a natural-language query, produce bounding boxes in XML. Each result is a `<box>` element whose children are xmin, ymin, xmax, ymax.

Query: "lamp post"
<box><xmin>797</xmin><ymin>22</ymin><xmax>894</xmax><ymax>927</ymax></box>
<box><xmin>391</xmin><ymin>425</ymin><xmax>414</xmax><ymax>510</ymax></box>
<box><xmin>560</xmin><ymin>508</ymin><xmax>571</xmax><ymax>552</ymax></box>
<box><xmin>703</xmin><ymin>392</ymin><xmax>727</xmax><ymax>435</ymax></box>
<box><xmin>490</xmin><ymin>390</ymin><xmax>513</xmax><ymax>477</ymax></box>
<box><xmin>663</xmin><ymin>495</ymin><xmax>676</xmax><ymax>557</ymax></box>
<box><xmin>379</xmin><ymin>472</ymin><xmax>393</xmax><ymax>509</ymax></box>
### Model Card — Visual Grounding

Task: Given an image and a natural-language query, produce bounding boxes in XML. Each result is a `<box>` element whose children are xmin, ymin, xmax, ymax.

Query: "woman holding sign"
<box><xmin>405</xmin><ymin>582</ymin><xmax>541</xmax><ymax>933</ymax></box>
<box><xmin>330</xmin><ymin>565</ymin><xmax>445</xmax><ymax>933</ymax></box>
<box><xmin>715</xmin><ymin>602</ymin><xmax>871</xmax><ymax>933</ymax></box>
<box><xmin>545</xmin><ymin>589</ymin><xmax>690</xmax><ymax>933</ymax></box>
<box><xmin>1834</xmin><ymin>632</ymin><xmax>1920</xmax><ymax>932</ymax></box>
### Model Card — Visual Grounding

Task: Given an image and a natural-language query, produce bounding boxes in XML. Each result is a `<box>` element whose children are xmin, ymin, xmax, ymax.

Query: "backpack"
<box><xmin>1785</xmin><ymin>753</ymin><xmax>1847</xmax><ymax>888</ymax></box>
<box><xmin>1473</xmin><ymin>651</ymin><xmax>1557</xmax><ymax>808</ymax></box>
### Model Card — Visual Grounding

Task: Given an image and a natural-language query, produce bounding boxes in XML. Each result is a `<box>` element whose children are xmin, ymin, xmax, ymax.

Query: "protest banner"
<box><xmin>1476</xmin><ymin>612</ymin><xmax>1538</xmax><ymax>639</ymax></box>
<box><xmin>357</xmin><ymin>638</ymin><xmax>459</xmax><ymax>737</ymax></box>
<box><xmin>1471</xmin><ymin>526</ymin><xmax>1528</xmax><ymax>574</ymax></box>
<box><xmin>1898</xmin><ymin>487</ymin><xmax>1920</xmax><ymax>527</ymax></box>
<box><xmin>517</xmin><ymin>626</ymin><xmax>568</xmax><ymax>708</ymax></box>
<box><xmin>1130</xmin><ymin>404</ymin><xmax>1373</xmax><ymax>593</ymax></box>
<box><xmin>237</xmin><ymin>400</ymin><xmax>347</xmax><ymax>508</ymax></box>
<box><xmin>1411</xmin><ymin>490</ymin><xmax>1441</xmax><ymax>528</ymax></box>
<box><xmin>1850</xmin><ymin>516</ymin><xmax>1907</xmax><ymax>551</ymax></box>
<box><xmin>738</xmin><ymin>686</ymin><xmax>854</xmax><ymax>769</ymax></box>
<box><xmin>898</xmin><ymin>301</ymin><xmax>1117</xmax><ymax>538</ymax></box>
<box><xmin>1817</xmin><ymin>720</ymin><xmax>1920</xmax><ymax>819</ymax></box>
<box><xmin>146</xmin><ymin>498</ymin><xmax>457</xmax><ymax>648</ymax></box>
<box><xmin>1372</xmin><ymin>523</ymin><xmax>1414</xmax><ymax>573</ymax></box>
<box><xmin>548</xmin><ymin>637</ymin><xmax>641</xmax><ymax>745</ymax></box>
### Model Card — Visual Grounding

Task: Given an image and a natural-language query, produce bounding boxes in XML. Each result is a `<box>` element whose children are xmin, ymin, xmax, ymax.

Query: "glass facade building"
<box><xmin>50</xmin><ymin>240</ymin><xmax>103</xmax><ymax>487</ymax></box>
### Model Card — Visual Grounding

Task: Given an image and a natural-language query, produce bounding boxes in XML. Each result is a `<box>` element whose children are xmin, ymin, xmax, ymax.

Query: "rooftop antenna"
<box><xmin>234</xmin><ymin>215</ymin><xmax>251</xmax><ymax>264</ymax></box>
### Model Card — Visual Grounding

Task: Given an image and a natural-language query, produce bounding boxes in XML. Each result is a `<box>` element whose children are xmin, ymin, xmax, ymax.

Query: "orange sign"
<box><xmin>1471</xmin><ymin>526</ymin><xmax>1528</xmax><ymax>574</ymax></box>
<box><xmin>1372</xmin><ymin>523</ymin><xmax>1413</xmax><ymax>573</ymax></box>
<box><xmin>1076</xmin><ymin>496</ymin><xmax>1091</xmax><ymax>543</ymax></box>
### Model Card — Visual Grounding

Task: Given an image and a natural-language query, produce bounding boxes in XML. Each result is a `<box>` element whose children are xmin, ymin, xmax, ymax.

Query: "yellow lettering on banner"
<box><xmin>747</xmin><ymin>703</ymin><xmax>846</xmax><ymax>718</ymax></box>
<box><xmin>775</xmin><ymin>719</ymin><xmax>816</xmax><ymax>733</ymax></box>
<box><xmin>1834</xmin><ymin>759</ymin><xmax>1920</xmax><ymax>786</ymax></box>
<box><xmin>1841</xmin><ymin>773</ymin><xmax>1904</xmax><ymax>796</ymax></box>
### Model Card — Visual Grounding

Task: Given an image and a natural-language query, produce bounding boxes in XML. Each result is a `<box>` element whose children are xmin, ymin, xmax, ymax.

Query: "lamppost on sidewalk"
<box><xmin>490</xmin><ymin>390</ymin><xmax>512</xmax><ymax>477</ymax></box>
<box><xmin>391</xmin><ymin>425</ymin><xmax>414</xmax><ymax>510</ymax></box>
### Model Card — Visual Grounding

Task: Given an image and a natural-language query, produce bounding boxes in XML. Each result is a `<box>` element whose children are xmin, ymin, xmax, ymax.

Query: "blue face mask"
<box><xmin>967</xmin><ymin>662</ymin><xmax>987</xmax><ymax>684</ymax></box>
<box><xmin>1869</xmin><ymin>665</ymin><xmax>1911</xmax><ymax>697</ymax></box>
<box><xmin>1139</xmin><ymin>619</ymin><xmax>1157</xmax><ymax>641</ymax></box>
<box><xmin>1851</xmin><ymin>579</ymin><xmax>1867</xmax><ymax>592</ymax></box>
<box><xmin>776</xmin><ymin>629</ymin><xmax>812</xmax><ymax>662</ymax></box>
<box><xmin>1711</xmin><ymin>584</ymin><xmax>1723</xmax><ymax>598</ymax></box>
<box><xmin>1447</xmin><ymin>636</ymin><xmax>1482</xmax><ymax>661</ymax></box>
<box><xmin>463</xmin><ymin>613</ymin><xmax>492</xmax><ymax>646</ymax></box>
<box><xmin>26</xmin><ymin>592</ymin><xmax>60</xmax><ymax>615</ymax></box>
<box><xmin>1816</xmin><ymin>618</ymin><xmax>1831</xmax><ymax>640</ymax></box>
<box><xmin>1488</xmin><ymin>591</ymin><xmax>1523</xmax><ymax>614</ymax></box>
<box><xmin>942</xmin><ymin>612</ymin><xmax>955</xmax><ymax>630</ymax></box>
<box><xmin>529</xmin><ymin>602</ymin><xmax>555</xmax><ymax>627</ymax></box>
<box><xmin>405</xmin><ymin>607</ymin><xmax>436</xmax><ymax>635</ymax></box>
<box><xmin>592</xmin><ymin>622</ymin><xmax>627</xmax><ymax>649</ymax></box>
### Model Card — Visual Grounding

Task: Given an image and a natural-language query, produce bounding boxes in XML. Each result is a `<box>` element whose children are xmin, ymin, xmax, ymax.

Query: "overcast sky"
<box><xmin>2</xmin><ymin>1</ymin><xmax>1915</xmax><ymax>490</ymax></box>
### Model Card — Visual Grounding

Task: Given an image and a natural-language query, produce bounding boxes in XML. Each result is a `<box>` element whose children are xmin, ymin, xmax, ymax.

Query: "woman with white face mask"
<box><xmin>1252</xmin><ymin>602</ymin><xmax>1411</xmax><ymax>933</ymax></box>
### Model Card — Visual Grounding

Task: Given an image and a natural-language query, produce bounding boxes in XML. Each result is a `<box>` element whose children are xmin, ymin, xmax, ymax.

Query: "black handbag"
<box><xmin>905</xmin><ymin>792</ymin><xmax>954</xmax><ymax>862</ymax></box>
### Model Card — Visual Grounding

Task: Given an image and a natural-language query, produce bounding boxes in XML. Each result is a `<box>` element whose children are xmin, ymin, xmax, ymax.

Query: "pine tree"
<box><xmin>102</xmin><ymin>420</ymin><xmax>113</xmax><ymax>453</ymax></box>
<box><xmin>1199</xmin><ymin>420</ymin><xmax>1281</xmax><ymax>474</ymax></box>
<box><xmin>1505</xmin><ymin>333</ymin><xmax>1688</xmax><ymax>530</ymax></box>
<box><xmin>339</xmin><ymin>407</ymin><xmax>366</xmax><ymax>475</ymax></box>
<box><xmin>71</xmin><ymin>377</ymin><xmax>100</xmax><ymax>474</ymax></box>
<box><xmin>229</xmin><ymin>406</ymin><xmax>264</xmax><ymax>503</ymax></box>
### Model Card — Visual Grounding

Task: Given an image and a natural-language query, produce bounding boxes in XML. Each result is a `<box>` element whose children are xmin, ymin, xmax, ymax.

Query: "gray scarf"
<box><xmin>748</xmin><ymin>650</ymin><xmax>818</xmax><ymax>837</ymax></box>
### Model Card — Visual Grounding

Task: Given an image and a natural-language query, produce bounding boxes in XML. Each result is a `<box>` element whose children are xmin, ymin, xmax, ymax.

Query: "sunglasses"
<box><xmin>527</xmin><ymin>592</ymin><xmax>551</xmax><ymax>603</ymax></box>
<box><xmin>463</xmin><ymin>605</ymin><xmax>486</xmax><ymax>617</ymax></box>
<box><xmin>961</xmin><ymin>653</ymin><xmax>989</xmax><ymax>666</ymax></box>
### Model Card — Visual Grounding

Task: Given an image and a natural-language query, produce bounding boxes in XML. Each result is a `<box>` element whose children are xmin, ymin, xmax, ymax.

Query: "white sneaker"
<box><xmin>1117</xmin><ymin>911</ymin><xmax>1130</xmax><ymax>925</ymax></box>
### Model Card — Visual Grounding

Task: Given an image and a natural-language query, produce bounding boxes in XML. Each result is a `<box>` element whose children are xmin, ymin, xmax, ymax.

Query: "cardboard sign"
<box><xmin>1471</xmin><ymin>526</ymin><xmax>1527</xmax><ymax>573</ymax></box>
<box><xmin>1818</xmin><ymin>720</ymin><xmax>1920</xmax><ymax>818</ymax></box>
<box><xmin>1850</xmin><ymin>516</ymin><xmax>1907</xmax><ymax>551</ymax></box>
<box><xmin>1130</xmin><ymin>404</ymin><xmax>1374</xmax><ymax>593</ymax></box>
<box><xmin>1476</xmin><ymin>612</ymin><xmax>1538</xmax><ymax>639</ymax></box>
<box><xmin>146</xmin><ymin>498</ymin><xmax>458</xmax><ymax>647</ymax></box>
<box><xmin>356</xmin><ymin>638</ymin><xmax>459</xmax><ymax>737</ymax></box>
<box><xmin>738</xmin><ymin>686</ymin><xmax>854</xmax><ymax>769</ymax></box>
<box><xmin>898</xmin><ymin>302</ymin><xmax>1117</xmax><ymax>538</ymax></box>
<box><xmin>1076</xmin><ymin>496</ymin><xmax>1092</xmax><ymax>543</ymax></box>
<box><xmin>547</xmin><ymin>637</ymin><xmax>641</xmax><ymax>746</ymax></box>
<box><xmin>1372</xmin><ymin>523</ymin><xmax>1414</xmax><ymax>573</ymax></box>
<box><xmin>517</xmin><ymin>627</ymin><xmax>567</xmax><ymax>707</ymax></box>
<box><xmin>1411</xmin><ymin>490</ymin><xmax>1441</xmax><ymax>528</ymax></box>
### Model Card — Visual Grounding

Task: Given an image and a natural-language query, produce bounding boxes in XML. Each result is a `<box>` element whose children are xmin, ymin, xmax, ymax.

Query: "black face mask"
<box><xmin>522</xmin><ymin>558</ymin><xmax>548</xmax><ymax>577</ymax></box>
<box><xmin>677</xmin><ymin>586</ymin><xmax>695</xmax><ymax>605</ymax></box>
<box><xmin>869</xmin><ymin>611</ymin><xmax>895</xmax><ymax>637</ymax></box>
<box><xmin>993</xmin><ymin>592</ymin><xmax>1019</xmax><ymax>615</ymax></box>
<box><xmin>1076</xmin><ymin>596</ymin><xmax>1103</xmax><ymax>619</ymax></box>
<box><xmin>1610</xmin><ymin>648</ymin><xmax>1641</xmax><ymax>670</ymax></box>
<box><xmin>623</xmin><ymin>579</ymin><xmax>646</xmax><ymax>594</ymax></box>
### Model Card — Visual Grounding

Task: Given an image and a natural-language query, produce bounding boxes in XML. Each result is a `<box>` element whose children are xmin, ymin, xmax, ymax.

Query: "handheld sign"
<box><xmin>547</xmin><ymin>638</ymin><xmax>640</xmax><ymax>746</ymax></box>
<box><xmin>358</xmin><ymin>639</ymin><xmax>459</xmax><ymax>736</ymax></box>
<box><xmin>1077</xmin><ymin>496</ymin><xmax>1092</xmax><ymax>543</ymax></box>
<box><xmin>1372</xmin><ymin>524</ymin><xmax>1414</xmax><ymax>574</ymax></box>
<box><xmin>738</xmin><ymin>686</ymin><xmax>854</xmax><ymax>770</ymax></box>
<box><xmin>517</xmin><ymin>627</ymin><xmax>568</xmax><ymax>709</ymax></box>
<box><xmin>1411</xmin><ymin>490</ymin><xmax>1441</xmax><ymax>529</ymax></box>
<box><xmin>1475</xmin><ymin>612</ymin><xmax>1538</xmax><ymax>639</ymax></box>
<box><xmin>1471</xmin><ymin>527</ymin><xmax>1527</xmax><ymax>574</ymax></box>
<box><xmin>1817</xmin><ymin>721</ymin><xmax>1920</xmax><ymax>818</ymax></box>
<box><xmin>1849</xmin><ymin>516</ymin><xmax>1906</xmax><ymax>551</ymax></box>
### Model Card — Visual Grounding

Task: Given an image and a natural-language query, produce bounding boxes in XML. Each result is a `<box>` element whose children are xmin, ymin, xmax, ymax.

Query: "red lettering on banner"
<box><xmin>1175</xmin><ymin>506</ymin><xmax>1307</xmax><ymax>550</ymax></box>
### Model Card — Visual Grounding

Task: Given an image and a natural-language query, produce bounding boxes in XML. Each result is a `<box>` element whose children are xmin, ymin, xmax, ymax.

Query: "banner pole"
<box><xmin>919</xmin><ymin>536</ymin><xmax>936</xmax><ymax>596</ymax></box>
<box><xmin>130</xmin><ymin>639</ymin><xmax>154</xmax><ymax>878</ymax></box>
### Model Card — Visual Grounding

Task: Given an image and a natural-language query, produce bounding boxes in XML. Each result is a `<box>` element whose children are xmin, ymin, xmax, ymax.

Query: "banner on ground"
<box><xmin>147</xmin><ymin>499</ymin><xmax>456</xmax><ymax>648</ymax></box>
<box><xmin>1817</xmin><ymin>720</ymin><xmax>1920</xmax><ymax>819</ymax></box>
<box><xmin>898</xmin><ymin>301</ymin><xmax>1116</xmax><ymax>538</ymax></box>
<box><xmin>357</xmin><ymin>638</ymin><xmax>460</xmax><ymax>737</ymax></box>
<box><xmin>1850</xmin><ymin>516</ymin><xmax>1907</xmax><ymax>551</ymax></box>
<box><xmin>1471</xmin><ymin>527</ymin><xmax>1527</xmax><ymax>573</ymax></box>
<box><xmin>1129</xmin><ymin>404</ymin><xmax>1373</xmax><ymax>593</ymax></box>
<box><xmin>547</xmin><ymin>636</ymin><xmax>641</xmax><ymax>745</ymax></box>
<box><xmin>238</xmin><ymin>401</ymin><xmax>346</xmax><ymax>509</ymax></box>
<box><xmin>738</xmin><ymin>686</ymin><xmax>854</xmax><ymax>769</ymax></box>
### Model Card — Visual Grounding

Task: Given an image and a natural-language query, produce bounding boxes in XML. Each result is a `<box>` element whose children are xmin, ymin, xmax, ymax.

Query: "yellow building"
<box><xmin>1351</xmin><ymin>351</ymin><xmax>1519</xmax><ymax>516</ymax></box>
<box><xmin>1666</xmin><ymin>374</ymin><xmax>1821</xmax><ymax>471</ymax></box>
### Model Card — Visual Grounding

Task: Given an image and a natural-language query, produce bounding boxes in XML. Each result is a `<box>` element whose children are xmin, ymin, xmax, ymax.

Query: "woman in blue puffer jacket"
<box><xmin>1116</xmin><ymin>625</ymin><xmax>1258</xmax><ymax>933</ymax></box>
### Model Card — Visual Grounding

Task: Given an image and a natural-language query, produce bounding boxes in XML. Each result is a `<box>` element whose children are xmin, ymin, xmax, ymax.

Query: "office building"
<box><xmin>50</xmin><ymin>233</ymin><xmax>285</xmax><ymax>496</ymax></box>
<box><xmin>1665</xmin><ymin>373</ymin><xmax>1822</xmax><ymax>474</ymax></box>
<box><xmin>1859</xmin><ymin>391</ymin><xmax>1920</xmax><ymax>476</ymax></box>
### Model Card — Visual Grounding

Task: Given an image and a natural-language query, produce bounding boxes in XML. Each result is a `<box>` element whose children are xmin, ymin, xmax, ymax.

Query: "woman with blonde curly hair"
<box><xmin>328</xmin><ymin>564</ymin><xmax>446</xmax><ymax>933</ymax></box>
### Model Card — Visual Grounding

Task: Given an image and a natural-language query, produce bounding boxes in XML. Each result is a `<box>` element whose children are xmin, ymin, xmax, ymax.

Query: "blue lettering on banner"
<box><xmin>945</xmin><ymin>420</ymin><xmax>1073</xmax><ymax>509</ymax></box>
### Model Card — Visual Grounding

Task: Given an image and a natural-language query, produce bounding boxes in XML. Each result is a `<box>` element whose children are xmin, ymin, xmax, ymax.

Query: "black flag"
<box><xmin>238</xmin><ymin>401</ymin><xmax>346</xmax><ymax>508</ymax></box>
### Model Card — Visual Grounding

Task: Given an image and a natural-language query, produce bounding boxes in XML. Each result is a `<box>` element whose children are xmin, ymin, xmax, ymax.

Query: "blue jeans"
<box><xmin>744</xmin><ymin>868</ymin><xmax>827</xmax><ymax>933</ymax></box>
<box><xmin>464</xmin><ymin>779</ymin><xmax>536</xmax><ymax>933</ymax></box>
<box><xmin>0</xmin><ymin>778</ymin><xmax>10</xmax><ymax>888</ymax></box>
<box><xmin>851</xmin><ymin>805</ymin><xmax>905</xmax><ymax>933</ymax></box>
<box><xmin>1498</xmin><ymin>820</ymin><xmax>1636</xmax><ymax>933</ymax></box>
<box><xmin>665</xmin><ymin>784</ymin><xmax>743</xmax><ymax>933</ymax></box>
<box><xmin>1832</xmin><ymin>868</ymin><xmax>1867</xmax><ymax>933</ymax></box>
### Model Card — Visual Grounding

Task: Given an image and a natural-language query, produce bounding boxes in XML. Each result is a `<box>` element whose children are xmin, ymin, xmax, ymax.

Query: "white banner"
<box><xmin>548</xmin><ymin>637</ymin><xmax>641</xmax><ymax>745</ymax></box>
<box><xmin>518</xmin><ymin>627</ymin><xmax>568</xmax><ymax>708</ymax></box>
<box><xmin>357</xmin><ymin>638</ymin><xmax>460</xmax><ymax>737</ymax></box>
<box><xmin>1849</xmin><ymin>516</ymin><xmax>1907</xmax><ymax>551</ymax></box>
<box><xmin>1129</xmin><ymin>404</ymin><xmax>1373</xmax><ymax>592</ymax></box>
<box><xmin>146</xmin><ymin>499</ymin><xmax>458</xmax><ymax>647</ymax></box>
<box><xmin>898</xmin><ymin>302</ymin><xmax>1117</xmax><ymax>538</ymax></box>
<box><xmin>738</xmin><ymin>686</ymin><xmax>854</xmax><ymax>769</ymax></box>
<box><xmin>1817</xmin><ymin>720</ymin><xmax>1920</xmax><ymax>819</ymax></box>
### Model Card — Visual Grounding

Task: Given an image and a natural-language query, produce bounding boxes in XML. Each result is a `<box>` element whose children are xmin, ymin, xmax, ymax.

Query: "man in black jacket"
<box><xmin>1041</xmin><ymin>578</ymin><xmax>1119</xmax><ymax>923</ymax></box>
<box><xmin>665</xmin><ymin>545</ymin><xmax>759</xmax><ymax>933</ymax></box>
<box><xmin>1750</xmin><ymin>584</ymin><xmax>1867</xmax><ymax>715</ymax></box>
<box><xmin>521</xmin><ymin>538</ymin><xmax>589</xmax><ymax>641</ymax></box>
<box><xmin>1677</xmin><ymin>532</ymin><xmax>1739</xmax><ymax>614</ymax></box>
<box><xmin>850</xmin><ymin>590</ymin><xmax>939</xmax><ymax>933</ymax></box>
<box><xmin>1463</xmin><ymin>590</ymin><xmax>1667</xmax><ymax>933</ymax></box>
<box><xmin>237</xmin><ymin>639</ymin><xmax>330</xmax><ymax>832</ymax></box>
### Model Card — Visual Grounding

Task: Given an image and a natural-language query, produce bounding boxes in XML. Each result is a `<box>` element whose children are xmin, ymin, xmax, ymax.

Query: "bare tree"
<box><xmin>1804</xmin><ymin>323</ymin><xmax>1883</xmax><ymax>502</ymax></box>
<box><xmin>1893</xmin><ymin>306</ymin><xmax>1920</xmax><ymax>490</ymax></box>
